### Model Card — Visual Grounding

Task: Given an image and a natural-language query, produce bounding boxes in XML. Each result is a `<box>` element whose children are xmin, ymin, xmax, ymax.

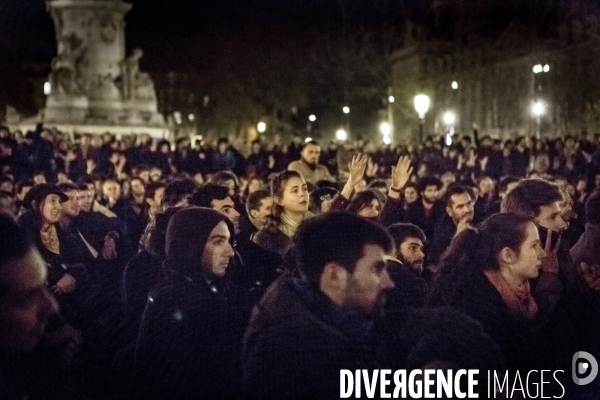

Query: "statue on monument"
<box><xmin>50</xmin><ymin>33</ymin><xmax>87</xmax><ymax>95</ymax></box>
<box><xmin>119</xmin><ymin>48</ymin><xmax>156</xmax><ymax>101</ymax></box>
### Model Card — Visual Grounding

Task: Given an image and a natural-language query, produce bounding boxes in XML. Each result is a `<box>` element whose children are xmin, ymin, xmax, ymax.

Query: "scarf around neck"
<box><xmin>280</xmin><ymin>212</ymin><xmax>302</xmax><ymax>238</ymax></box>
<box><xmin>484</xmin><ymin>269</ymin><xmax>538</xmax><ymax>321</ymax></box>
<box><xmin>39</xmin><ymin>225</ymin><xmax>60</xmax><ymax>255</ymax></box>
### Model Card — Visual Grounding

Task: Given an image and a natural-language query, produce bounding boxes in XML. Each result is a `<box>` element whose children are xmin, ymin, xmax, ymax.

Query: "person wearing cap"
<box><xmin>16</xmin><ymin>184</ymin><xmax>89</xmax><ymax>325</ymax></box>
<box><xmin>134</xmin><ymin>207</ymin><xmax>245</xmax><ymax>399</ymax></box>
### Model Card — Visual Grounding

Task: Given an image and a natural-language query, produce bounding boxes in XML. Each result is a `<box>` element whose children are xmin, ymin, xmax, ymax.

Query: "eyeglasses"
<box><xmin>320</xmin><ymin>194</ymin><xmax>333</xmax><ymax>202</ymax></box>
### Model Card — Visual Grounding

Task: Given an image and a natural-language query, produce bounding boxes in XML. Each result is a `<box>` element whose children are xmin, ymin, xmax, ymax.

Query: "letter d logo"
<box><xmin>572</xmin><ymin>351</ymin><xmax>598</xmax><ymax>386</ymax></box>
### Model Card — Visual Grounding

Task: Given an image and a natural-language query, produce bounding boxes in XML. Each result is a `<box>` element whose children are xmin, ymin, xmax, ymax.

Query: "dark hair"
<box><xmin>347</xmin><ymin>189</ymin><xmax>383</xmax><ymax>215</ymax></box>
<box><xmin>309</xmin><ymin>187</ymin><xmax>339</xmax><ymax>214</ymax></box>
<box><xmin>0</xmin><ymin>213</ymin><xmax>31</xmax><ymax>296</ymax></box>
<box><xmin>189</xmin><ymin>183</ymin><xmax>229</xmax><ymax>208</ymax></box>
<box><xmin>265</xmin><ymin>170</ymin><xmax>305</xmax><ymax>232</ymax></box>
<box><xmin>387</xmin><ymin>223</ymin><xmax>426</xmax><ymax>248</ymax></box>
<box><xmin>497</xmin><ymin>176</ymin><xmax>520</xmax><ymax>195</ymax></box>
<box><xmin>217</xmin><ymin>137</ymin><xmax>229</xmax><ymax>146</ymax></box>
<box><xmin>295</xmin><ymin>212</ymin><xmax>393</xmax><ymax>284</ymax></box>
<box><xmin>210</xmin><ymin>171</ymin><xmax>239</xmax><ymax>191</ymax></box>
<box><xmin>163</xmin><ymin>178</ymin><xmax>197</xmax><ymax>207</ymax></box>
<box><xmin>57</xmin><ymin>182</ymin><xmax>78</xmax><ymax>193</ymax></box>
<box><xmin>429</xmin><ymin>213</ymin><xmax>534</xmax><ymax>306</ymax></box>
<box><xmin>140</xmin><ymin>206</ymin><xmax>182</xmax><ymax>259</ymax></box>
<box><xmin>443</xmin><ymin>185</ymin><xmax>474</xmax><ymax>208</ymax></box>
<box><xmin>145</xmin><ymin>181</ymin><xmax>166</xmax><ymax>200</ymax></box>
<box><xmin>366</xmin><ymin>179</ymin><xmax>388</xmax><ymax>193</ymax></box>
<box><xmin>16</xmin><ymin>179</ymin><xmax>34</xmax><ymax>195</ymax></box>
<box><xmin>417</xmin><ymin>176</ymin><xmax>442</xmax><ymax>192</ymax></box>
<box><xmin>585</xmin><ymin>192</ymin><xmax>600</xmax><ymax>224</ymax></box>
<box><xmin>246</xmin><ymin>189</ymin><xmax>271</xmax><ymax>214</ymax></box>
<box><xmin>501</xmin><ymin>178</ymin><xmax>562</xmax><ymax>217</ymax></box>
<box><xmin>301</xmin><ymin>140</ymin><xmax>319</xmax><ymax>151</ymax></box>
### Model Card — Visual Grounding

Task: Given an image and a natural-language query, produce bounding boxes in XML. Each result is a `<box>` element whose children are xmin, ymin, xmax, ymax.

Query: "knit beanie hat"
<box><xmin>163</xmin><ymin>207</ymin><xmax>233</xmax><ymax>280</ymax></box>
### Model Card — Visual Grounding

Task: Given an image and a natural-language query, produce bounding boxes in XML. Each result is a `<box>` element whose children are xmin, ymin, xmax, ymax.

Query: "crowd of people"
<box><xmin>0</xmin><ymin>120</ymin><xmax>599</xmax><ymax>399</ymax></box>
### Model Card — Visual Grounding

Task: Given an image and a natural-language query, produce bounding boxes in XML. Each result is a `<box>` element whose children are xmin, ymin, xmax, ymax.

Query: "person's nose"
<box><xmin>417</xmin><ymin>249</ymin><xmax>425</xmax><ymax>259</ymax></box>
<box><xmin>381</xmin><ymin>269</ymin><xmax>395</xmax><ymax>290</ymax></box>
<box><xmin>225</xmin><ymin>242</ymin><xmax>235</xmax><ymax>259</ymax></box>
<box><xmin>39</xmin><ymin>287</ymin><xmax>59</xmax><ymax>320</ymax></box>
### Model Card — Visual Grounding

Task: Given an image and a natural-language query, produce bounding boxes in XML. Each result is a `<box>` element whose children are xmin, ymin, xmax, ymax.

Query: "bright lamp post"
<box><xmin>414</xmin><ymin>94</ymin><xmax>430</xmax><ymax>142</ymax></box>
<box><xmin>531</xmin><ymin>101</ymin><xmax>545</xmax><ymax>138</ymax></box>
<box><xmin>443</xmin><ymin>111</ymin><xmax>456</xmax><ymax>146</ymax></box>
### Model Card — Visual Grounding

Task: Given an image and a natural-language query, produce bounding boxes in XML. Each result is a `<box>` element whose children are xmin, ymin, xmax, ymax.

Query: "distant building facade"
<box><xmin>390</xmin><ymin>16</ymin><xmax>600</xmax><ymax>142</ymax></box>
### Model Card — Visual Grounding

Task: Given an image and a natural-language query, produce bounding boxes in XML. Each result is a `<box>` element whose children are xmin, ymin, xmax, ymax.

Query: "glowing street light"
<box><xmin>533</xmin><ymin>64</ymin><xmax>543</xmax><ymax>74</ymax></box>
<box><xmin>451</xmin><ymin>81</ymin><xmax>458</xmax><ymax>90</ymax></box>
<box><xmin>414</xmin><ymin>95</ymin><xmax>430</xmax><ymax>119</ymax></box>
<box><xmin>543</xmin><ymin>64</ymin><xmax>550</xmax><ymax>73</ymax></box>
<box><xmin>257</xmin><ymin>121</ymin><xmax>266</xmax><ymax>133</ymax></box>
<box><xmin>383</xmin><ymin>134</ymin><xmax>391</xmax><ymax>145</ymax></box>
<box><xmin>443</xmin><ymin>111</ymin><xmax>456</xmax><ymax>126</ymax></box>
<box><xmin>336</xmin><ymin>129</ymin><xmax>347</xmax><ymax>141</ymax></box>
<box><xmin>44</xmin><ymin>82</ymin><xmax>51</xmax><ymax>95</ymax></box>
<box><xmin>188</xmin><ymin>113</ymin><xmax>195</xmax><ymax>121</ymax></box>
<box><xmin>308</xmin><ymin>114</ymin><xmax>316</xmax><ymax>122</ymax></box>
<box><xmin>379</xmin><ymin>122</ymin><xmax>391</xmax><ymax>136</ymax></box>
<box><xmin>532</xmin><ymin>101</ymin><xmax>545</xmax><ymax>116</ymax></box>
<box><xmin>342</xmin><ymin>106</ymin><xmax>350</xmax><ymax>114</ymax></box>
<box><xmin>388</xmin><ymin>96</ymin><xmax>395</xmax><ymax>103</ymax></box>
<box><xmin>414</xmin><ymin>94</ymin><xmax>430</xmax><ymax>142</ymax></box>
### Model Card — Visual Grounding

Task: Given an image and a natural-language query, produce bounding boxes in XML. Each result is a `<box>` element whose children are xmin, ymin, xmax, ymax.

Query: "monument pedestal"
<box><xmin>44</xmin><ymin>0</ymin><xmax>168</xmax><ymax>138</ymax></box>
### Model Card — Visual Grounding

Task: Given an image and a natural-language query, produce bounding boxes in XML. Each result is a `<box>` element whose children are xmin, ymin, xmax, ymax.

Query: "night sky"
<box><xmin>1</xmin><ymin>0</ymin><xmax>600</xmax><ymax>136</ymax></box>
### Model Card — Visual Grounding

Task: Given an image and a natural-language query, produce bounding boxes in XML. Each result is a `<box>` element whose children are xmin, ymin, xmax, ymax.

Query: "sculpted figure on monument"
<box><xmin>50</xmin><ymin>33</ymin><xmax>87</xmax><ymax>95</ymax></box>
<box><xmin>119</xmin><ymin>48</ymin><xmax>156</xmax><ymax>101</ymax></box>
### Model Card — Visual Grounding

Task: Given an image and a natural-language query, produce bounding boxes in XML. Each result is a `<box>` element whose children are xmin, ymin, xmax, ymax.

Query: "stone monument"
<box><xmin>44</xmin><ymin>0</ymin><xmax>168</xmax><ymax>137</ymax></box>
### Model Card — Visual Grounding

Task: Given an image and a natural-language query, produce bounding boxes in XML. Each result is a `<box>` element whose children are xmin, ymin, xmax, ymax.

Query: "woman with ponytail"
<box><xmin>253</xmin><ymin>170</ymin><xmax>311</xmax><ymax>258</ymax></box>
<box><xmin>429</xmin><ymin>213</ymin><xmax>548</xmax><ymax>370</ymax></box>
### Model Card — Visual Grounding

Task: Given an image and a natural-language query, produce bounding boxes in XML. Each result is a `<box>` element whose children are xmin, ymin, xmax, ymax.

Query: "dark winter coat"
<box><xmin>243</xmin><ymin>276</ymin><xmax>379</xmax><ymax>399</ymax></box>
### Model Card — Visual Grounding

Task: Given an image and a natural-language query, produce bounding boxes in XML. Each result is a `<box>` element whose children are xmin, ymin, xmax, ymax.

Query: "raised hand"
<box><xmin>341</xmin><ymin>154</ymin><xmax>368</xmax><ymax>199</ymax></box>
<box><xmin>540</xmin><ymin>230</ymin><xmax>560</xmax><ymax>274</ymax></box>
<box><xmin>346</xmin><ymin>154</ymin><xmax>368</xmax><ymax>188</ymax></box>
<box><xmin>391</xmin><ymin>155</ymin><xmax>413</xmax><ymax>191</ymax></box>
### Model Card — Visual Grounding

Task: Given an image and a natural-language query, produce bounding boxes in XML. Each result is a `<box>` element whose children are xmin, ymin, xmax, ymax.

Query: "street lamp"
<box><xmin>336</xmin><ymin>129</ymin><xmax>347</xmax><ymax>141</ymax></box>
<box><xmin>451</xmin><ymin>81</ymin><xmax>458</xmax><ymax>90</ymax></box>
<box><xmin>414</xmin><ymin>94</ymin><xmax>430</xmax><ymax>142</ymax></box>
<box><xmin>342</xmin><ymin>106</ymin><xmax>350</xmax><ymax>114</ymax></box>
<box><xmin>531</xmin><ymin>101</ymin><xmax>545</xmax><ymax>138</ymax></box>
<box><xmin>443</xmin><ymin>111</ymin><xmax>456</xmax><ymax>146</ymax></box>
<box><xmin>257</xmin><ymin>121</ymin><xmax>266</xmax><ymax>133</ymax></box>
<box><xmin>388</xmin><ymin>96</ymin><xmax>395</xmax><ymax>103</ymax></box>
<box><xmin>44</xmin><ymin>82</ymin><xmax>51</xmax><ymax>95</ymax></box>
<box><xmin>308</xmin><ymin>114</ymin><xmax>316</xmax><ymax>122</ymax></box>
<box><xmin>443</xmin><ymin>111</ymin><xmax>456</xmax><ymax>126</ymax></box>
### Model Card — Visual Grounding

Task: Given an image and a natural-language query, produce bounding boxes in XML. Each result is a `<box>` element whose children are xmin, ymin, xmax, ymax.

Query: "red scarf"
<box><xmin>484</xmin><ymin>270</ymin><xmax>538</xmax><ymax>321</ymax></box>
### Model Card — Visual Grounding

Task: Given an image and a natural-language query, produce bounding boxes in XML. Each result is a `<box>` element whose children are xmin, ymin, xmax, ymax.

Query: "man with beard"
<box><xmin>243</xmin><ymin>212</ymin><xmax>394</xmax><ymax>399</ymax></box>
<box><xmin>384</xmin><ymin>223</ymin><xmax>429</xmax><ymax>313</ymax></box>
<box><xmin>0</xmin><ymin>213</ymin><xmax>83</xmax><ymax>399</ymax></box>
<box><xmin>113</xmin><ymin>177</ymin><xmax>147</xmax><ymax>248</ymax></box>
<box><xmin>428</xmin><ymin>185</ymin><xmax>475</xmax><ymax>270</ymax></box>
<box><xmin>287</xmin><ymin>140</ymin><xmax>333</xmax><ymax>185</ymax></box>
<box><xmin>406</xmin><ymin>176</ymin><xmax>445</xmax><ymax>241</ymax></box>
<box><xmin>189</xmin><ymin>184</ymin><xmax>281</xmax><ymax>304</ymax></box>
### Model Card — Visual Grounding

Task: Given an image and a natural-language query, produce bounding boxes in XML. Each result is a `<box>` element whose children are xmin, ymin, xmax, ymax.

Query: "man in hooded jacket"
<box><xmin>134</xmin><ymin>207</ymin><xmax>244</xmax><ymax>399</ymax></box>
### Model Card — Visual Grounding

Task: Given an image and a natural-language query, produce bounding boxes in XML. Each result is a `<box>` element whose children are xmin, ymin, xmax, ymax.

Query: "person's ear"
<box><xmin>319</xmin><ymin>262</ymin><xmax>349</xmax><ymax>291</ymax></box>
<box><xmin>499</xmin><ymin>247</ymin><xmax>516</xmax><ymax>265</ymax></box>
<box><xmin>274</xmin><ymin>196</ymin><xmax>282</xmax><ymax>206</ymax></box>
<box><xmin>249</xmin><ymin>209</ymin><xmax>259</xmax><ymax>220</ymax></box>
<box><xmin>446</xmin><ymin>205</ymin><xmax>452</xmax><ymax>218</ymax></box>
